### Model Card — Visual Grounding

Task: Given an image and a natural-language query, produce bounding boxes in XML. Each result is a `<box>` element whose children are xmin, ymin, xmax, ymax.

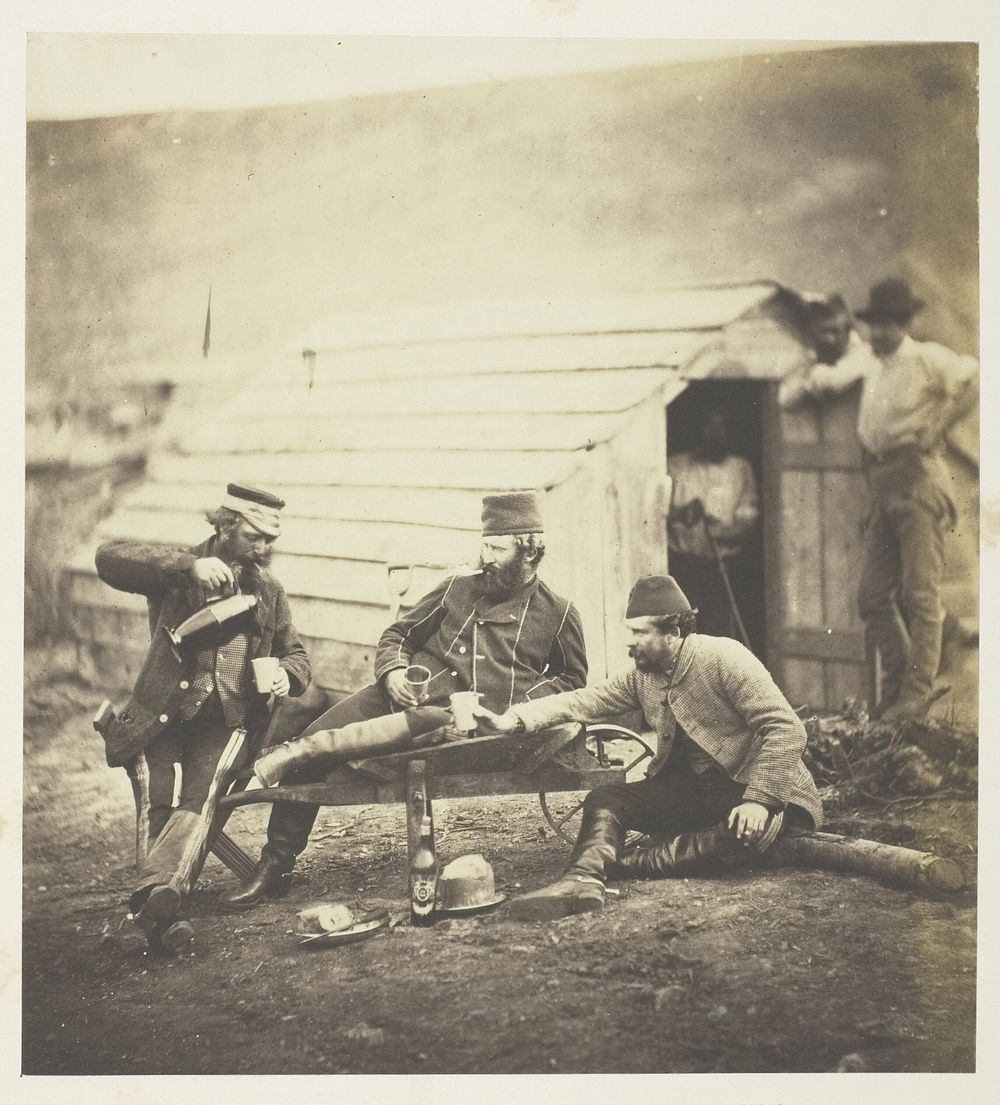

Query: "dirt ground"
<box><xmin>22</xmin><ymin>650</ymin><xmax>978</xmax><ymax>1077</ymax></box>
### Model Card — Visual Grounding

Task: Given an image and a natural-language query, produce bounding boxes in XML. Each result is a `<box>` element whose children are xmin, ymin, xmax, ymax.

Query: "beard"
<box><xmin>217</xmin><ymin>535</ymin><xmax>273</xmax><ymax>593</ymax></box>
<box><xmin>234</xmin><ymin>561</ymin><xmax>266</xmax><ymax>594</ymax></box>
<box><xmin>629</xmin><ymin>644</ymin><xmax>673</xmax><ymax>674</ymax></box>
<box><xmin>477</xmin><ymin>554</ymin><xmax>530</xmax><ymax>597</ymax></box>
<box><xmin>628</xmin><ymin>648</ymin><xmax>656</xmax><ymax>673</ymax></box>
<box><xmin>815</xmin><ymin>341</ymin><xmax>843</xmax><ymax>365</ymax></box>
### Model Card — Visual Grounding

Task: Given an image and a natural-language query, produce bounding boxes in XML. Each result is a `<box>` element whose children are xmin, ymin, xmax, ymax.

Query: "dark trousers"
<box><xmin>134</xmin><ymin>694</ymin><xmax>249</xmax><ymax>903</ymax></box>
<box><xmin>573</xmin><ymin>753</ymin><xmax>746</xmax><ymax>867</ymax></box>
<box><xmin>264</xmin><ymin>682</ymin><xmax>395</xmax><ymax>861</ymax></box>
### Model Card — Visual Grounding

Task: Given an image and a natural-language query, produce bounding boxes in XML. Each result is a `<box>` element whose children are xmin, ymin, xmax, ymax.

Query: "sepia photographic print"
<box><xmin>16</xmin><ymin>6</ymin><xmax>994</xmax><ymax>1100</ymax></box>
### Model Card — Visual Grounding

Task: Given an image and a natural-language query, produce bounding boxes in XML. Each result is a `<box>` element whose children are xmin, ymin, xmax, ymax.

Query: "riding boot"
<box><xmin>254</xmin><ymin>706</ymin><xmax>452</xmax><ymax>786</ymax></box>
<box><xmin>608</xmin><ymin>811</ymin><xmax>784</xmax><ymax>880</ymax></box>
<box><xmin>565</xmin><ymin>806</ymin><xmax>627</xmax><ymax>882</ymax></box>
<box><xmin>221</xmin><ymin>805</ymin><xmax>308</xmax><ymax>909</ymax></box>
<box><xmin>510</xmin><ymin>804</ymin><xmax>625</xmax><ymax>921</ymax></box>
<box><xmin>222</xmin><ymin>848</ymin><xmax>296</xmax><ymax>909</ymax></box>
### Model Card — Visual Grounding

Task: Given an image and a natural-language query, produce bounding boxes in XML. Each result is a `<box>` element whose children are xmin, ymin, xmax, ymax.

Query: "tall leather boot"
<box><xmin>221</xmin><ymin>807</ymin><xmax>305</xmax><ymax>909</ymax></box>
<box><xmin>254</xmin><ymin>706</ymin><xmax>452</xmax><ymax>786</ymax></box>
<box><xmin>565</xmin><ymin>807</ymin><xmax>626</xmax><ymax>881</ymax></box>
<box><xmin>510</xmin><ymin>805</ymin><xmax>625</xmax><ymax>921</ymax></box>
<box><xmin>608</xmin><ymin>811</ymin><xmax>784</xmax><ymax>880</ymax></box>
<box><xmin>222</xmin><ymin>845</ymin><xmax>296</xmax><ymax>909</ymax></box>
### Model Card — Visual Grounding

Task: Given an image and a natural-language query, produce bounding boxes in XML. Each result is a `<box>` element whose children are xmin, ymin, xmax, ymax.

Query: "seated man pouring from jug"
<box><xmin>474</xmin><ymin>574</ymin><xmax>823</xmax><ymax>920</ymax></box>
<box><xmin>225</xmin><ymin>490</ymin><xmax>588</xmax><ymax>908</ymax></box>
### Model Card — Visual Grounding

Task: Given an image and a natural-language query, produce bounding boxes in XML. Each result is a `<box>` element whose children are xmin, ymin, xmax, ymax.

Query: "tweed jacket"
<box><xmin>511</xmin><ymin>633</ymin><xmax>822</xmax><ymax>828</ymax></box>
<box><xmin>94</xmin><ymin>537</ymin><xmax>311</xmax><ymax>768</ymax></box>
<box><xmin>374</xmin><ymin>573</ymin><xmax>587</xmax><ymax>715</ymax></box>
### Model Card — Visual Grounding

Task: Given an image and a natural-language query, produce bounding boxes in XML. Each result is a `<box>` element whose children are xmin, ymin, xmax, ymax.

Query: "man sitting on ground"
<box><xmin>475</xmin><ymin>574</ymin><xmax>822</xmax><ymax>920</ymax></box>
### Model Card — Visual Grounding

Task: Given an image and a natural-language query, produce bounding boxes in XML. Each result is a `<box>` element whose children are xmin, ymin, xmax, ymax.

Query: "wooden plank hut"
<box><xmin>67</xmin><ymin>281</ymin><xmax>977</xmax><ymax>712</ymax></box>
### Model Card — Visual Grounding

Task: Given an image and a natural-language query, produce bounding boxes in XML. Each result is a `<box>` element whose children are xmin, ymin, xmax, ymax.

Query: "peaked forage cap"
<box><xmin>222</xmin><ymin>482</ymin><xmax>286</xmax><ymax>537</ymax></box>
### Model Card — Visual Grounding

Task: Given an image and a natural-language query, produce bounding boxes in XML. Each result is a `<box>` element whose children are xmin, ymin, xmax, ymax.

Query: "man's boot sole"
<box><xmin>509</xmin><ymin>893</ymin><xmax>604</xmax><ymax>921</ymax></box>
<box><xmin>131</xmin><ymin>884</ymin><xmax>182</xmax><ymax>929</ymax></box>
<box><xmin>158</xmin><ymin>920</ymin><xmax>195</xmax><ymax>954</ymax></box>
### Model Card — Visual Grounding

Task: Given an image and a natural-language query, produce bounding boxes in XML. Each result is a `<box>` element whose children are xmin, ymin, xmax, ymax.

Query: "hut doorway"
<box><xmin>666</xmin><ymin>380</ymin><xmax>769</xmax><ymax>658</ymax></box>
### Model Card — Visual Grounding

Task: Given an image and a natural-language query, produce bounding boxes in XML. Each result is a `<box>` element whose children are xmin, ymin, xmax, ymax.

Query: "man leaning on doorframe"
<box><xmin>778</xmin><ymin>280</ymin><xmax>978</xmax><ymax>722</ymax></box>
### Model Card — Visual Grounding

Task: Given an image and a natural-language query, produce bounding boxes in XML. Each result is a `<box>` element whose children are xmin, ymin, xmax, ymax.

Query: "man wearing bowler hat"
<box><xmin>94</xmin><ymin>483</ymin><xmax>311</xmax><ymax>952</ymax></box>
<box><xmin>780</xmin><ymin>278</ymin><xmax>978</xmax><ymax>721</ymax></box>
<box><xmin>224</xmin><ymin>490</ymin><xmax>588</xmax><ymax>908</ymax></box>
<box><xmin>475</xmin><ymin>574</ymin><xmax>822</xmax><ymax>920</ymax></box>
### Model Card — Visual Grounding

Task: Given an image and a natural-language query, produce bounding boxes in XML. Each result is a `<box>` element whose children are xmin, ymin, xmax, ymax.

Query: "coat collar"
<box><xmin>880</xmin><ymin>333</ymin><xmax>918</xmax><ymax>366</ymax></box>
<box><xmin>641</xmin><ymin>668</ymin><xmax>672</xmax><ymax>694</ymax></box>
<box><xmin>472</xmin><ymin>574</ymin><xmax>540</xmax><ymax>623</ymax></box>
<box><xmin>665</xmin><ymin>633</ymin><xmax>699</xmax><ymax>687</ymax></box>
<box><xmin>645</xmin><ymin>636</ymin><xmax>698</xmax><ymax>685</ymax></box>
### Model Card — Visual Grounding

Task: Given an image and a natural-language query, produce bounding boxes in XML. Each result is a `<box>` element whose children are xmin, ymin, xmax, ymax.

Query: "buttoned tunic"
<box><xmin>374</xmin><ymin>573</ymin><xmax>587</xmax><ymax>713</ymax></box>
<box><xmin>95</xmin><ymin>537</ymin><xmax>311</xmax><ymax>767</ymax></box>
<box><xmin>510</xmin><ymin>633</ymin><xmax>822</xmax><ymax>829</ymax></box>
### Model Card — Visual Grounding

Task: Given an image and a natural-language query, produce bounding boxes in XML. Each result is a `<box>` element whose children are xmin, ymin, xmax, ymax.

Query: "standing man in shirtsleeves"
<box><xmin>779</xmin><ymin>279</ymin><xmax>978</xmax><ymax>721</ymax></box>
<box><xmin>95</xmin><ymin>483</ymin><xmax>311</xmax><ymax>953</ymax></box>
<box><xmin>224</xmin><ymin>490</ymin><xmax>588</xmax><ymax>908</ymax></box>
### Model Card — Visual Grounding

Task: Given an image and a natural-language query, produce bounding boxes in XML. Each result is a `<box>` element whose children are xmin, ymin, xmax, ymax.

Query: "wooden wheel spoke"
<box><xmin>538</xmin><ymin>725</ymin><xmax>656</xmax><ymax>846</ymax></box>
<box><xmin>553</xmin><ymin>798</ymin><xmax>586</xmax><ymax>829</ymax></box>
<box><xmin>622</xmin><ymin>750</ymin><xmax>651</xmax><ymax>774</ymax></box>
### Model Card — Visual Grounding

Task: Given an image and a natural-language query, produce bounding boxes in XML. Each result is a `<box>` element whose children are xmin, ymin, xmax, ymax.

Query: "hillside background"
<box><xmin>27</xmin><ymin>42</ymin><xmax>978</xmax><ymax>399</ymax></box>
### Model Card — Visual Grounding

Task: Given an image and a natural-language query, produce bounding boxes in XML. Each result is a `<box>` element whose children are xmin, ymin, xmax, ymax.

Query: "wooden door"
<box><xmin>763</xmin><ymin>383</ymin><xmax>871</xmax><ymax>711</ymax></box>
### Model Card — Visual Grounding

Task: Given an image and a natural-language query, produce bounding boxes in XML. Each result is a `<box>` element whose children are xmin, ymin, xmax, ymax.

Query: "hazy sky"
<box><xmin>27</xmin><ymin>35</ymin><xmax>832</xmax><ymax>121</ymax></box>
<box><xmin>18</xmin><ymin>0</ymin><xmax>992</xmax><ymax>120</ymax></box>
